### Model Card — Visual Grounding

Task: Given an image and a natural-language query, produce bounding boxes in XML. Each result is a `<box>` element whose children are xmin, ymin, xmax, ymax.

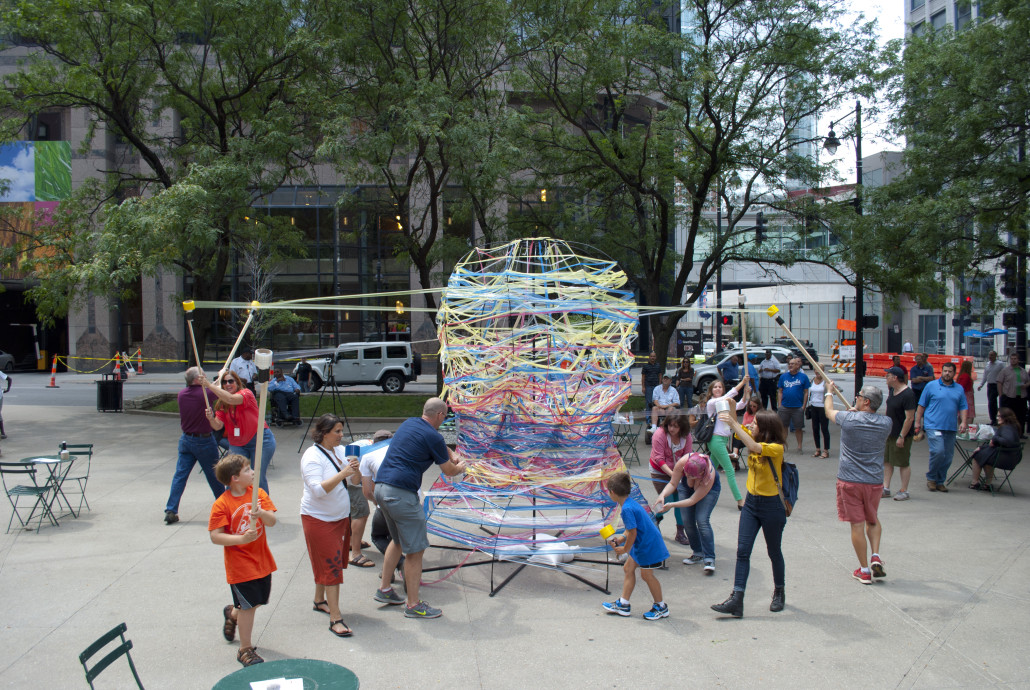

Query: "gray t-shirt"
<box><xmin>835</xmin><ymin>411</ymin><xmax>893</xmax><ymax>485</ymax></box>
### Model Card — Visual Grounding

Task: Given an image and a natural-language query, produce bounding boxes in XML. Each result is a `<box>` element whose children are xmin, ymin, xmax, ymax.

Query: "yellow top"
<box><xmin>745</xmin><ymin>440</ymin><xmax>785</xmax><ymax>497</ymax></box>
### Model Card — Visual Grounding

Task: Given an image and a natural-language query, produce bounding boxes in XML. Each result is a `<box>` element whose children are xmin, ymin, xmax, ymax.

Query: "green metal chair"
<box><xmin>0</xmin><ymin>461</ymin><xmax>57</xmax><ymax>533</ymax></box>
<box><xmin>63</xmin><ymin>443</ymin><xmax>94</xmax><ymax>514</ymax></box>
<box><xmin>79</xmin><ymin>622</ymin><xmax>144</xmax><ymax>689</ymax></box>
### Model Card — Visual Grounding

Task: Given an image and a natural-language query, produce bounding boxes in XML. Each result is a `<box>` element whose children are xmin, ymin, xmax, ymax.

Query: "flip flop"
<box><xmin>361</xmin><ymin>541</ymin><xmax>371</xmax><ymax>549</ymax></box>
<box><xmin>350</xmin><ymin>555</ymin><xmax>376</xmax><ymax>568</ymax></box>
<box><xmin>329</xmin><ymin>619</ymin><xmax>353</xmax><ymax>637</ymax></box>
<box><xmin>312</xmin><ymin>600</ymin><xmax>330</xmax><ymax>615</ymax></box>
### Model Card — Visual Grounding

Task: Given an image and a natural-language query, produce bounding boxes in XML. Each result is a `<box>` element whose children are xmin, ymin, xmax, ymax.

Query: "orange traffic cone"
<box><xmin>46</xmin><ymin>354</ymin><xmax>59</xmax><ymax>388</ymax></box>
<box><xmin>137</xmin><ymin>348</ymin><xmax>145</xmax><ymax>375</ymax></box>
<box><xmin>113</xmin><ymin>352</ymin><xmax>121</xmax><ymax>380</ymax></box>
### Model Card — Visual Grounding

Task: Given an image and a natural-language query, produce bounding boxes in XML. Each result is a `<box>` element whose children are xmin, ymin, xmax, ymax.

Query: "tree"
<box><xmin>850</xmin><ymin>0</ymin><xmax>1030</xmax><ymax>311</ymax></box>
<box><xmin>513</xmin><ymin>0</ymin><xmax>884</xmax><ymax>366</ymax></box>
<box><xmin>0</xmin><ymin>0</ymin><xmax>321</xmax><ymax>353</ymax></box>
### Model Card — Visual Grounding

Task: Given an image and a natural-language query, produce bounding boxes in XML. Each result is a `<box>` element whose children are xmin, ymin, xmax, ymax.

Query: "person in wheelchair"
<box><xmin>268</xmin><ymin>369</ymin><xmax>302</xmax><ymax>426</ymax></box>
<box><xmin>969</xmin><ymin>407</ymin><xmax>1021</xmax><ymax>490</ymax></box>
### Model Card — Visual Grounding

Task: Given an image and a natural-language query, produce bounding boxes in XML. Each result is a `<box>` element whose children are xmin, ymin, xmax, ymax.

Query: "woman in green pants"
<box><xmin>703</xmin><ymin>376</ymin><xmax>750</xmax><ymax>509</ymax></box>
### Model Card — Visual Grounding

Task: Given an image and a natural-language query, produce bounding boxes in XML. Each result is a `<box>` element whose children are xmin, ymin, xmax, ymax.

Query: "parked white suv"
<box><xmin>297</xmin><ymin>342</ymin><xmax>421</xmax><ymax>393</ymax></box>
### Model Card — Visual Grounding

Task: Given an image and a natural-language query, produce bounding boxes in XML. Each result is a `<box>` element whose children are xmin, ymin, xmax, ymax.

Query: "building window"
<box><xmin>32</xmin><ymin>111</ymin><xmax>67</xmax><ymax>141</ymax></box>
<box><xmin>956</xmin><ymin>3</ymin><xmax>972</xmax><ymax>30</ymax></box>
<box><xmin>911</xmin><ymin>21</ymin><xmax>926</xmax><ymax>37</ymax></box>
<box><xmin>911</xmin><ymin>0</ymin><xmax>924</xmax><ymax>9</ymax></box>
<box><xmin>918</xmin><ymin>314</ymin><xmax>946</xmax><ymax>354</ymax></box>
<box><xmin>930</xmin><ymin>10</ymin><xmax>946</xmax><ymax>30</ymax></box>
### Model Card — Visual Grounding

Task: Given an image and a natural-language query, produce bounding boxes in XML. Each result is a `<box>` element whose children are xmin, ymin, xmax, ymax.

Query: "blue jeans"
<box><xmin>233</xmin><ymin>427</ymin><xmax>276</xmax><ymax>495</ymax></box>
<box><xmin>733</xmin><ymin>493</ymin><xmax>786</xmax><ymax>592</ymax></box>
<box><xmin>925</xmin><ymin>428</ymin><xmax>957</xmax><ymax>484</ymax></box>
<box><xmin>678</xmin><ymin>472</ymin><xmax>721</xmax><ymax>561</ymax></box>
<box><xmin>272</xmin><ymin>390</ymin><xmax>300</xmax><ymax>420</ymax></box>
<box><xmin>165</xmin><ymin>433</ymin><xmax>224</xmax><ymax>512</ymax></box>
<box><xmin>677</xmin><ymin>384</ymin><xmax>694</xmax><ymax>408</ymax></box>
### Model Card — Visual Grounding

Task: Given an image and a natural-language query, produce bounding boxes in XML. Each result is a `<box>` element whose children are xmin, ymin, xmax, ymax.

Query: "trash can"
<box><xmin>96</xmin><ymin>373</ymin><xmax>124</xmax><ymax>412</ymax></box>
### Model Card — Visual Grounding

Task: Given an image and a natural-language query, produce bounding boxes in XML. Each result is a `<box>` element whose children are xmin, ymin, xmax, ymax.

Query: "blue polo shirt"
<box><xmin>718</xmin><ymin>359</ymin><xmax>740</xmax><ymax>380</ymax></box>
<box><xmin>777</xmin><ymin>370</ymin><xmax>811</xmax><ymax>408</ymax></box>
<box><xmin>375</xmin><ymin>417</ymin><xmax>449</xmax><ymax>493</ymax></box>
<box><xmin>918</xmin><ymin>378</ymin><xmax>968</xmax><ymax>431</ymax></box>
<box><xmin>909</xmin><ymin>362</ymin><xmax>934</xmax><ymax>395</ymax></box>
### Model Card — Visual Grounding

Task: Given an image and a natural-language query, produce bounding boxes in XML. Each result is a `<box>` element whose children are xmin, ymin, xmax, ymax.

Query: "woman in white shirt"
<box><xmin>704</xmin><ymin>377</ymin><xmax>750</xmax><ymax>509</ymax></box>
<box><xmin>301</xmin><ymin>414</ymin><xmax>360</xmax><ymax>637</ymax></box>
<box><xmin>808</xmin><ymin>373</ymin><xmax>830</xmax><ymax>458</ymax></box>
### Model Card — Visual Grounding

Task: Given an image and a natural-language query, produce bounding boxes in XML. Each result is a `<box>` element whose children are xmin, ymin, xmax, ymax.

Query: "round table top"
<box><xmin>212</xmin><ymin>658</ymin><xmax>359</xmax><ymax>690</ymax></box>
<box><xmin>18</xmin><ymin>455</ymin><xmax>77</xmax><ymax>464</ymax></box>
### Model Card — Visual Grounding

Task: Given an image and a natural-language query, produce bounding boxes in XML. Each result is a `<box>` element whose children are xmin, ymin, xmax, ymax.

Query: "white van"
<box><xmin>298</xmin><ymin>342</ymin><xmax>421</xmax><ymax>393</ymax></box>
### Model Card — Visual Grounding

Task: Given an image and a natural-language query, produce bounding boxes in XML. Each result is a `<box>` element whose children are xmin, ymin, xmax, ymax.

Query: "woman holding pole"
<box><xmin>203</xmin><ymin>370</ymin><xmax>276</xmax><ymax>494</ymax></box>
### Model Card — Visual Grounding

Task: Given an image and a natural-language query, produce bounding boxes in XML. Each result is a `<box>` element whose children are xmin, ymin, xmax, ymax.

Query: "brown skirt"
<box><xmin>301</xmin><ymin>513</ymin><xmax>351</xmax><ymax>585</ymax></box>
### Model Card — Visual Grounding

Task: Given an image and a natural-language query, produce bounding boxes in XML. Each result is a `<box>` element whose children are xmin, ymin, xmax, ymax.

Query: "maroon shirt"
<box><xmin>179</xmin><ymin>384</ymin><xmax>213</xmax><ymax>435</ymax></box>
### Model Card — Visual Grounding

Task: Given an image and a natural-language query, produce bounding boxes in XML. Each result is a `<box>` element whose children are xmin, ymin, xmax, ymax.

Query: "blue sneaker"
<box><xmin>373</xmin><ymin>588</ymin><xmax>405</xmax><ymax>605</ymax></box>
<box><xmin>602</xmin><ymin>599</ymin><xmax>631</xmax><ymax>616</ymax></box>
<box><xmin>643</xmin><ymin>602</ymin><xmax>669</xmax><ymax>620</ymax></box>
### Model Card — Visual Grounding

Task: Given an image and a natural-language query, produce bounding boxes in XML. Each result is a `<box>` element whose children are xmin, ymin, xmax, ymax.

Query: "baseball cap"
<box><xmin>372</xmin><ymin>429</ymin><xmax>393</xmax><ymax>442</ymax></box>
<box><xmin>857</xmin><ymin>385</ymin><xmax>883</xmax><ymax>411</ymax></box>
<box><xmin>884</xmin><ymin>366</ymin><xmax>907</xmax><ymax>380</ymax></box>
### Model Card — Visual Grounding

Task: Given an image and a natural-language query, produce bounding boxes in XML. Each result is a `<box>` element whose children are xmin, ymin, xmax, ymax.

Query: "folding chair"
<box><xmin>63</xmin><ymin>443</ymin><xmax>94</xmax><ymax>513</ymax></box>
<box><xmin>0</xmin><ymin>462</ymin><xmax>58</xmax><ymax>533</ymax></box>
<box><xmin>987</xmin><ymin>446</ymin><xmax>1022</xmax><ymax>497</ymax></box>
<box><xmin>79</xmin><ymin>622</ymin><xmax>144</xmax><ymax>689</ymax></box>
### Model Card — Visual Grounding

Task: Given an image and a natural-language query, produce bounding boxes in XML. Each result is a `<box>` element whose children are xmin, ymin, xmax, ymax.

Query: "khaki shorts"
<box><xmin>884</xmin><ymin>435</ymin><xmax>912</xmax><ymax>468</ymax></box>
<box><xmin>374</xmin><ymin>483</ymin><xmax>430</xmax><ymax>555</ymax></box>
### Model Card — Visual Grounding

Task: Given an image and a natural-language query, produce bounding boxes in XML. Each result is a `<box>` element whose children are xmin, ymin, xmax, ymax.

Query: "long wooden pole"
<box><xmin>182</xmin><ymin>300</ymin><xmax>211</xmax><ymax>412</ymax></box>
<box><xmin>218</xmin><ymin>301</ymin><xmax>260</xmax><ymax>386</ymax></box>
<box><xmin>251</xmin><ymin>348</ymin><xmax>273</xmax><ymax>512</ymax></box>
<box><xmin>766</xmin><ymin>305</ymin><xmax>851</xmax><ymax>409</ymax></box>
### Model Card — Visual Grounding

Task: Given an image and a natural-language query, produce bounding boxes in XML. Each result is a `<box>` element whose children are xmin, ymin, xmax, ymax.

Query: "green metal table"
<box><xmin>212</xmin><ymin>658</ymin><xmax>359</xmax><ymax>690</ymax></box>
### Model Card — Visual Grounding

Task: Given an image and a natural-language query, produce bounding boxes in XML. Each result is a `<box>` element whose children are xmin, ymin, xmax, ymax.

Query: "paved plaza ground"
<box><xmin>0</xmin><ymin>379</ymin><xmax>1028</xmax><ymax>688</ymax></box>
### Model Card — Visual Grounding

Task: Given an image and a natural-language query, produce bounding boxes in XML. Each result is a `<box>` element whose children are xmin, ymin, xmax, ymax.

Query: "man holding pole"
<box><xmin>164</xmin><ymin>367</ymin><xmax>225</xmax><ymax>525</ymax></box>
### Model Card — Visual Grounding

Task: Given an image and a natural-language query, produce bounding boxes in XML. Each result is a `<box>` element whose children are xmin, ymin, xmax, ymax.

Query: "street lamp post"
<box><xmin>825</xmin><ymin>99</ymin><xmax>864</xmax><ymax>392</ymax></box>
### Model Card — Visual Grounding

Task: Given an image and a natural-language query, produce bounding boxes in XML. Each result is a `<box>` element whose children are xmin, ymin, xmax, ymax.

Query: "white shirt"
<box><xmin>902</xmin><ymin>341</ymin><xmax>913</xmax><ymax>353</ymax></box>
<box><xmin>982</xmin><ymin>360</ymin><xmax>1005</xmax><ymax>385</ymax></box>
<box><xmin>652</xmin><ymin>385</ymin><xmax>680</xmax><ymax>407</ymax></box>
<box><xmin>0</xmin><ymin>370</ymin><xmax>7</xmax><ymax>401</ymax></box>
<box><xmin>758</xmin><ymin>357</ymin><xmax>780</xmax><ymax>379</ymax></box>
<box><xmin>299</xmin><ymin>444</ymin><xmax>351</xmax><ymax>522</ymax></box>
<box><xmin>230</xmin><ymin>356</ymin><xmax>257</xmax><ymax>383</ymax></box>
<box><xmin>810</xmin><ymin>380</ymin><xmax>826</xmax><ymax>407</ymax></box>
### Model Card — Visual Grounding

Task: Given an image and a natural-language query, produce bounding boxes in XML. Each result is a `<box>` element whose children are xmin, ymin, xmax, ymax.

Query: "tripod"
<box><xmin>296</xmin><ymin>374</ymin><xmax>353</xmax><ymax>452</ymax></box>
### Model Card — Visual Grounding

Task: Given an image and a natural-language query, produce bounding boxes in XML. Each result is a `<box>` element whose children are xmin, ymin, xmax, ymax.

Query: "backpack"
<box><xmin>768</xmin><ymin>457</ymin><xmax>800</xmax><ymax>516</ymax></box>
<box><xmin>692</xmin><ymin>413</ymin><xmax>716</xmax><ymax>443</ymax></box>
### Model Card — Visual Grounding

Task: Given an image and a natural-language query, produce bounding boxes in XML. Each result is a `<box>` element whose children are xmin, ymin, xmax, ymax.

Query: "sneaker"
<box><xmin>164</xmin><ymin>510</ymin><xmax>179</xmax><ymax>525</ymax></box>
<box><xmin>852</xmin><ymin>567</ymin><xmax>872</xmax><ymax>585</ymax></box>
<box><xmin>881</xmin><ymin>488</ymin><xmax>891</xmax><ymax>498</ymax></box>
<box><xmin>936</xmin><ymin>483</ymin><xmax>949</xmax><ymax>493</ymax></box>
<box><xmin>373</xmin><ymin>587</ymin><xmax>405</xmax><ymax>605</ymax></box>
<box><xmin>926</xmin><ymin>480</ymin><xmax>937</xmax><ymax>491</ymax></box>
<box><xmin>703</xmin><ymin>560</ymin><xmax>715</xmax><ymax>575</ymax></box>
<box><xmin>643</xmin><ymin>602</ymin><xmax>669</xmax><ymax>620</ymax></box>
<box><xmin>404</xmin><ymin>601</ymin><xmax>442</xmax><ymax>619</ymax></box>
<box><xmin>870</xmin><ymin>555</ymin><xmax>886</xmax><ymax>578</ymax></box>
<box><xmin>602</xmin><ymin>599</ymin><xmax>631</xmax><ymax>616</ymax></box>
<box><xmin>893</xmin><ymin>491</ymin><xmax>910</xmax><ymax>501</ymax></box>
<box><xmin>682</xmin><ymin>554</ymin><xmax>704</xmax><ymax>565</ymax></box>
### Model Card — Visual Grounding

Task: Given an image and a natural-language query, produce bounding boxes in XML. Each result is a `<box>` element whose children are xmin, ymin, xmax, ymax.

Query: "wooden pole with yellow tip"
<box><xmin>766</xmin><ymin>305</ymin><xmax>851</xmax><ymax>408</ymax></box>
<box><xmin>182</xmin><ymin>300</ymin><xmax>211</xmax><ymax>412</ymax></box>
<box><xmin>250</xmin><ymin>348</ymin><xmax>273</xmax><ymax>512</ymax></box>
<box><xmin>217</xmin><ymin>300</ymin><xmax>260</xmax><ymax>386</ymax></box>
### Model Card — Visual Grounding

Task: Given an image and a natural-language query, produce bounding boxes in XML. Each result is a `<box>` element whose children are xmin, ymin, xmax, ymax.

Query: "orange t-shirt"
<box><xmin>208</xmin><ymin>487</ymin><xmax>278</xmax><ymax>584</ymax></box>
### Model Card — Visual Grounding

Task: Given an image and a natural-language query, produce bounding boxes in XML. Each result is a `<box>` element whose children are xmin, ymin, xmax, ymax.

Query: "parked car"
<box><xmin>294</xmin><ymin>341</ymin><xmax>421</xmax><ymax>393</ymax></box>
<box><xmin>922</xmin><ymin>339</ymin><xmax>946</xmax><ymax>355</ymax></box>
<box><xmin>690</xmin><ymin>346</ymin><xmax>793</xmax><ymax>404</ymax></box>
<box><xmin>770</xmin><ymin>337</ymin><xmax>818</xmax><ymax>369</ymax></box>
<box><xmin>0</xmin><ymin>349</ymin><xmax>13</xmax><ymax>372</ymax></box>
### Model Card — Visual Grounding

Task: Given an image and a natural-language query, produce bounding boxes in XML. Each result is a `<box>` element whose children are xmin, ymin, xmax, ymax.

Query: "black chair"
<box><xmin>988</xmin><ymin>445</ymin><xmax>1022</xmax><ymax>496</ymax></box>
<box><xmin>79</xmin><ymin>622</ymin><xmax>144</xmax><ymax>689</ymax></box>
<box><xmin>0</xmin><ymin>462</ymin><xmax>57</xmax><ymax>533</ymax></box>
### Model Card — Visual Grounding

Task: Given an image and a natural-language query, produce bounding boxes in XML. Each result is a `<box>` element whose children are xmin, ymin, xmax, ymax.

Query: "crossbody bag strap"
<box><xmin>763</xmin><ymin>456</ymin><xmax>789</xmax><ymax>511</ymax></box>
<box><xmin>315</xmin><ymin>444</ymin><xmax>343</xmax><ymax>472</ymax></box>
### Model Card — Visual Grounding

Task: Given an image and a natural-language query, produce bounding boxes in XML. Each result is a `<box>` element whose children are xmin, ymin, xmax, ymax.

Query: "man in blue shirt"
<box><xmin>777</xmin><ymin>356</ymin><xmax>811</xmax><ymax>454</ymax></box>
<box><xmin>913</xmin><ymin>362</ymin><xmax>968</xmax><ymax>492</ymax></box>
<box><xmin>267</xmin><ymin>369</ymin><xmax>302</xmax><ymax>425</ymax></box>
<box><xmin>373</xmin><ymin>398</ymin><xmax>466</xmax><ymax>619</ymax></box>
<box><xmin>718</xmin><ymin>355</ymin><xmax>741</xmax><ymax>388</ymax></box>
<box><xmin>908</xmin><ymin>354</ymin><xmax>935</xmax><ymax>400</ymax></box>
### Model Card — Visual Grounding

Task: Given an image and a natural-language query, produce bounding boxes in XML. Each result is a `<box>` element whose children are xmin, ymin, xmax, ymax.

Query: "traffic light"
<box><xmin>1000</xmin><ymin>255</ymin><xmax>1017</xmax><ymax>298</ymax></box>
<box><xmin>721</xmin><ymin>315</ymin><xmax>734</xmax><ymax>325</ymax></box>
<box><xmin>755</xmin><ymin>211</ymin><xmax>766</xmax><ymax>245</ymax></box>
<box><xmin>861</xmin><ymin>314</ymin><xmax>879</xmax><ymax>329</ymax></box>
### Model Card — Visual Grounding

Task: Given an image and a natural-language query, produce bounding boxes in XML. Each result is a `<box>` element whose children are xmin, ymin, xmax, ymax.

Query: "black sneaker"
<box><xmin>164</xmin><ymin>510</ymin><xmax>179</xmax><ymax>525</ymax></box>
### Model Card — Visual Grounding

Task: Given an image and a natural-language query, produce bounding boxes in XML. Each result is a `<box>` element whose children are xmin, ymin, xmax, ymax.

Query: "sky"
<box><xmin>0</xmin><ymin>142</ymin><xmax>35</xmax><ymax>202</ymax></box>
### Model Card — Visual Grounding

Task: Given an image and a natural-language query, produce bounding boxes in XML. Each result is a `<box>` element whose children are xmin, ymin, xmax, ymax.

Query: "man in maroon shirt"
<box><xmin>164</xmin><ymin>367</ymin><xmax>225</xmax><ymax>524</ymax></box>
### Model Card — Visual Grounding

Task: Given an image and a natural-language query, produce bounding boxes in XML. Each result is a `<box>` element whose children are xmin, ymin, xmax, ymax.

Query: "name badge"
<box><xmin>234</xmin><ymin>427</ymin><xmax>241</xmax><ymax>438</ymax></box>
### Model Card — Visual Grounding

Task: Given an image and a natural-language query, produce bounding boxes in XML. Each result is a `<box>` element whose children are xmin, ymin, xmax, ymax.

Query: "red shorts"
<box><xmin>301</xmin><ymin>514</ymin><xmax>351</xmax><ymax>585</ymax></box>
<box><xmin>836</xmin><ymin>479</ymin><xmax>881</xmax><ymax>524</ymax></box>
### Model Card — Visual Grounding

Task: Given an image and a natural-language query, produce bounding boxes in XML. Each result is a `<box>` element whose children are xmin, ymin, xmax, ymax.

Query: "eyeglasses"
<box><xmin>224</xmin><ymin>380</ymin><xmax>237</xmax><ymax>387</ymax></box>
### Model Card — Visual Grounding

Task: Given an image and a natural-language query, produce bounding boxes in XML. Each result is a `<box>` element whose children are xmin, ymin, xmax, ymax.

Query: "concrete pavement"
<box><xmin>0</xmin><ymin>397</ymin><xmax>1027</xmax><ymax>689</ymax></box>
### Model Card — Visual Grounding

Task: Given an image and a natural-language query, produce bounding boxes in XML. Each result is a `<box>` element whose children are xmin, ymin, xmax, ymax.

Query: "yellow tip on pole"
<box><xmin>767</xmin><ymin>305</ymin><xmax>780</xmax><ymax>317</ymax></box>
<box><xmin>182</xmin><ymin>300</ymin><xmax>196</xmax><ymax>313</ymax></box>
<box><xmin>251</xmin><ymin>300</ymin><xmax>261</xmax><ymax>308</ymax></box>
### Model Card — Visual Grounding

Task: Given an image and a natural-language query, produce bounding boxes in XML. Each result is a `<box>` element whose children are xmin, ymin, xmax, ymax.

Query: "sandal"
<box><xmin>222</xmin><ymin>605</ymin><xmax>237</xmax><ymax>642</ymax></box>
<box><xmin>820</xmin><ymin>450</ymin><xmax>829</xmax><ymax>458</ymax></box>
<box><xmin>361</xmin><ymin>540</ymin><xmax>371</xmax><ymax>549</ymax></box>
<box><xmin>329</xmin><ymin>619</ymin><xmax>353</xmax><ymax>637</ymax></box>
<box><xmin>312</xmin><ymin>600</ymin><xmax>330</xmax><ymax>615</ymax></box>
<box><xmin>812</xmin><ymin>450</ymin><xmax>822</xmax><ymax>458</ymax></box>
<box><xmin>350</xmin><ymin>554</ymin><xmax>376</xmax><ymax>568</ymax></box>
<box><xmin>237</xmin><ymin>646</ymin><xmax>264</xmax><ymax>667</ymax></box>
<box><xmin>968</xmin><ymin>482</ymin><xmax>981</xmax><ymax>490</ymax></box>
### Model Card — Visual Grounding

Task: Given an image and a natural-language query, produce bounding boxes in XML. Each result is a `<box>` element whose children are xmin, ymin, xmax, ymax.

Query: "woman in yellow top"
<box><xmin>710</xmin><ymin>409</ymin><xmax>788</xmax><ymax>619</ymax></box>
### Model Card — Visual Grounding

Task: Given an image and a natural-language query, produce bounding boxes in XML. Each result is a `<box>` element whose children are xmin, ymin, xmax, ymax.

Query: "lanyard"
<box><xmin>315</xmin><ymin>444</ymin><xmax>343</xmax><ymax>472</ymax></box>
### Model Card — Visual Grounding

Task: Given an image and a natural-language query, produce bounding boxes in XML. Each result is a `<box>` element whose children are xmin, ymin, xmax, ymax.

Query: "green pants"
<box><xmin>709</xmin><ymin>433</ymin><xmax>742</xmax><ymax>501</ymax></box>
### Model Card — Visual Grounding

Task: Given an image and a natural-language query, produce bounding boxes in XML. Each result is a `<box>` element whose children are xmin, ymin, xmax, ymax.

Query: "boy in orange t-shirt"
<box><xmin>209</xmin><ymin>454</ymin><xmax>278</xmax><ymax>667</ymax></box>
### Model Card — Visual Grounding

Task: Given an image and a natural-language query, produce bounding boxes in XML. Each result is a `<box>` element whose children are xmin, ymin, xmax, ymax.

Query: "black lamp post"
<box><xmin>825</xmin><ymin>100</ymin><xmax>864</xmax><ymax>392</ymax></box>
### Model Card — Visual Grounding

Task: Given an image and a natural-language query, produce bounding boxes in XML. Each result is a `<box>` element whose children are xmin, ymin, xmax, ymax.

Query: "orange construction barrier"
<box><xmin>137</xmin><ymin>349</ymin><xmax>144</xmax><ymax>375</ymax></box>
<box><xmin>46</xmin><ymin>354</ymin><xmax>59</xmax><ymax>388</ymax></box>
